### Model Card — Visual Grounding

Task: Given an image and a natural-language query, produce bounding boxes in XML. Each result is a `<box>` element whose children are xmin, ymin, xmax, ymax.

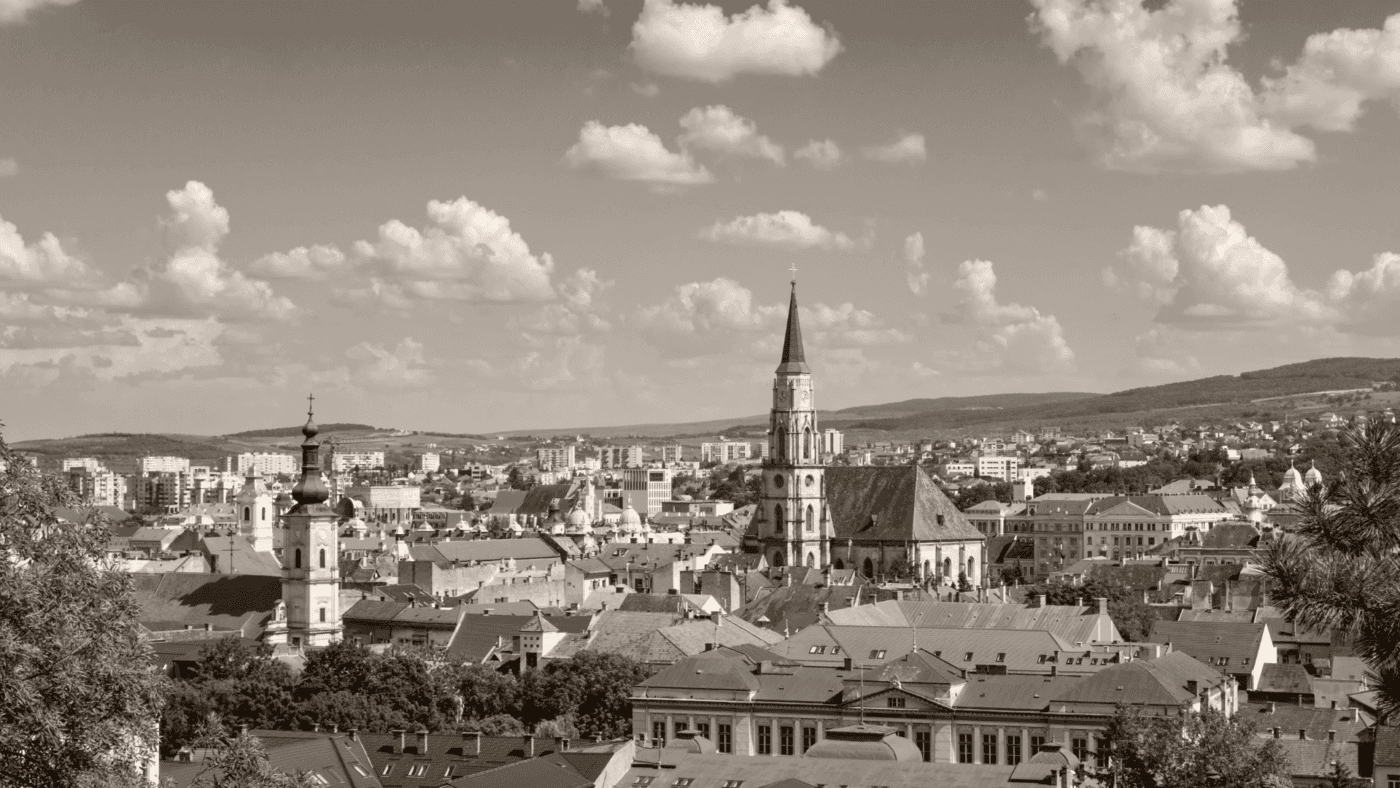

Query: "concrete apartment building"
<box><xmin>419</xmin><ymin>452</ymin><xmax>440</xmax><ymax>473</ymax></box>
<box><xmin>66</xmin><ymin>466</ymin><xmax>127</xmax><ymax>507</ymax></box>
<box><xmin>346</xmin><ymin>484</ymin><xmax>421</xmax><ymax>524</ymax></box>
<box><xmin>236</xmin><ymin>452</ymin><xmax>298</xmax><ymax>478</ymax></box>
<box><xmin>701</xmin><ymin>441</ymin><xmax>751</xmax><ymax>464</ymax></box>
<box><xmin>623</xmin><ymin>467</ymin><xmax>672</xmax><ymax>517</ymax></box>
<box><xmin>332</xmin><ymin>450</ymin><xmax>385</xmax><ymax>472</ymax></box>
<box><xmin>537</xmin><ymin>445</ymin><xmax>576</xmax><ymax>471</ymax></box>
<box><xmin>976</xmin><ymin>456</ymin><xmax>1022</xmax><ymax>482</ymax></box>
<box><xmin>140</xmin><ymin>455</ymin><xmax>191</xmax><ymax>474</ymax></box>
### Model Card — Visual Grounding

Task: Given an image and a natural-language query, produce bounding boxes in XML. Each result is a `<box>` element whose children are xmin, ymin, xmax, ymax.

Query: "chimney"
<box><xmin>239</xmin><ymin>723</ymin><xmax>248</xmax><ymax>735</ymax></box>
<box><xmin>1076</xmin><ymin>597</ymin><xmax>1083</xmax><ymax>608</ymax></box>
<box><xmin>1299</xmin><ymin>729</ymin><xmax>1307</xmax><ymax>740</ymax></box>
<box><xmin>822</xmin><ymin>601</ymin><xmax>831</xmax><ymax>616</ymax></box>
<box><xmin>1037</xmin><ymin>594</ymin><xmax>1047</xmax><ymax>608</ymax></box>
<box><xmin>1352</xmin><ymin>709</ymin><xmax>1361</xmax><ymax>723</ymax></box>
<box><xmin>204</xmin><ymin>623</ymin><xmax>213</xmax><ymax>631</ymax></box>
<box><xmin>464</xmin><ymin>730</ymin><xmax>482</xmax><ymax>756</ymax></box>
<box><xmin>843</xmin><ymin>656</ymin><xmax>853</xmax><ymax>671</ymax></box>
<box><xmin>416</xmin><ymin>730</ymin><xmax>429</xmax><ymax>755</ymax></box>
<box><xmin>1273</xmin><ymin>727</ymin><xmax>1280</xmax><ymax>739</ymax></box>
<box><xmin>1268</xmin><ymin>701</ymin><xmax>1276</xmax><ymax>714</ymax></box>
<box><xmin>710</xmin><ymin>610</ymin><xmax>721</xmax><ymax>625</ymax></box>
<box><xmin>348</xmin><ymin>729</ymin><xmax>358</xmax><ymax>742</ymax></box>
<box><xmin>392</xmin><ymin>729</ymin><xmax>406</xmax><ymax>755</ymax></box>
<box><xmin>1050</xmin><ymin>664</ymin><xmax>1057</xmax><ymax>677</ymax></box>
<box><xmin>556</xmin><ymin>735</ymin><xmax>570</xmax><ymax>751</ymax></box>
<box><xmin>523</xmin><ymin>734</ymin><xmax>535</xmax><ymax>758</ymax></box>
<box><xmin>1095</xmin><ymin>597</ymin><xmax>1107</xmax><ymax>615</ymax></box>
<box><xmin>1328</xmin><ymin>730</ymin><xmax>1336</xmax><ymax>742</ymax></box>
<box><xmin>312</xmin><ymin>724</ymin><xmax>320</xmax><ymax>733</ymax></box>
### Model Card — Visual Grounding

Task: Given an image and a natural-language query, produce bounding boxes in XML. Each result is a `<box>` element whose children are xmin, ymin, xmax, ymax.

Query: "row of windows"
<box><xmin>1087</xmin><ymin>522</ymin><xmax>1162</xmax><ymax>531</ymax></box>
<box><xmin>291</xmin><ymin>547</ymin><xmax>328</xmax><ymax>570</ymax></box>
<box><xmin>1086</xmin><ymin>536</ymin><xmax>1155</xmax><ymax>547</ymax></box>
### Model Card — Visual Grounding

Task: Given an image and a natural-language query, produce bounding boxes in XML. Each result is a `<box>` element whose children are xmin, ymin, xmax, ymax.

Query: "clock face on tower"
<box><xmin>798</xmin><ymin>390</ymin><xmax>809</xmax><ymax>406</ymax></box>
<box><xmin>776</xmin><ymin>388</ymin><xmax>788</xmax><ymax>407</ymax></box>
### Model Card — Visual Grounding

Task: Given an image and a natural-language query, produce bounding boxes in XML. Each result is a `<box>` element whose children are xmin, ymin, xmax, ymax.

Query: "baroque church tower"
<box><xmin>265</xmin><ymin>397</ymin><xmax>341</xmax><ymax>650</ymax></box>
<box><xmin>755</xmin><ymin>281</ymin><xmax>834</xmax><ymax>569</ymax></box>
<box><xmin>233</xmin><ymin>464</ymin><xmax>274</xmax><ymax>553</ymax></box>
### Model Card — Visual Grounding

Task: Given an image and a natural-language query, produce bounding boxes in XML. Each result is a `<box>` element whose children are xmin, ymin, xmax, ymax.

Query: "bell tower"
<box><xmin>233</xmin><ymin>464</ymin><xmax>274</xmax><ymax>553</ymax></box>
<box><xmin>265</xmin><ymin>395</ymin><xmax>341</xmax><ymax>650</ymax></box>
<box><xmin>755</xmin><ymin>278</ymin><xmax>833</xmax><ymax>569</ymax></box>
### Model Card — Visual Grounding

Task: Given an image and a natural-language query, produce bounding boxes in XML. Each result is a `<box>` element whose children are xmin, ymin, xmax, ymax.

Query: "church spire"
<box><xmin>290</xmin><ymin>394</ymin><xmax>329</xmax><ymax>509</ymax></box>
<box><xmin>776</xmin><ymin>282</ymin><xmax>809</xmax><ymax>375</ymax></box>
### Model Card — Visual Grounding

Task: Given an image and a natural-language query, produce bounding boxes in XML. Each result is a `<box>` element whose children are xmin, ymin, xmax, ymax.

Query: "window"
<box><xmin>809</xmin><ymin>645</ymin><xmax>825</xmax><ymax>654</ymax></box>
<box><xmin>294</xmin><ymin>548</ymin><xmax>302</xmax><ymax>569</ymax></box>
<box><xmin>407</xmin><ymin>764</ymin><xmax>427</xmax><ymax>777</ymax></box>
<box><xmin>443</xmin><ymin>766</ymin><xmax>455</xmax><ymax>778</ymax></box>
<box><xmin>983</xmin><ymin>734</ymin><xmax>998</xmax><ymax>765</ymax></box>
<box><xmin>721</xmin><ymin>782</ymin><xmax>745</xmax><ymax>788</ymax></box>
<box><xmin>802</xmin><ymin>726</ymin><xmax>817</xmax><ymax>753</ymax></box>
<box><xmin>780</xmin><ymin>726</ymin><xmax>794</xmax><ymax>756</ymax></box>
<box><xmin>319</xmin><ymin>548</ymin><xmax>326</xmax><ymax>568</ymax></box>
<box><xmin>632</xmin><ymin>779</ymin><xmax>655</xmax><ymax>787</ymax></box>
<box><xmin>757</xmin><ymin>725</ymin><xmax>772</xmax><ymax>755</ymax></box>
<box><xmin>672</xmin><ymin>780</ymin><xmax>694</xmax><ymax>787</ymax></box>
<box><xmin>718</xmin><ymin>724</ymin><xmax>732</xmax><ymax>754</ymax></box>
<box><xmin>318</xmin><ymin>607</ymin><xmax>326</xmax><ymax>623</ymax></box>
<box><xmin>1072</xmin><ymin>738</ymin><xmax>1088</xmax><ymax>762</ymax></box>
<box><xmin>964</xmin><ymin>652</ymin><xmax>974</xmax><ymax>662</ymax></box>
<box><xmin>351</xmin><ymin>766</ymin><xmax>370</xmax><ymax>778</ymax></box>
<box><xmin>996</xmin><ymin>652</ymin><xmax>1006</xmax><ymax>663</ymax></box>
<box><xmin>887</xmin><ymin>697</ymin><xmax>906</xmax><ymax>708</ymax></box>
<box><xmin>380</xmin><ymin>764</ymin><xmax>393</xmax><ymax>776</ymax></box>
<box><xmin>1030</xmin><ymin>735</ymin><xmax>1045</xmax><ymax>753</ymax></box>
<box><xmin>958</xmin><ymin>733</ymin><xmax>974</xmax><ymax>764</ymax></box>
<box><xmin>1006</xmin><ymin>735</ymin><xmax>1022</xmax><ymax>766</ymax></box>
<box><xmin>1096</xmin><ymin>739</ymin><xmax>1110</xmax><ymax>769</ymax></box>
<box><xmin>915</xmin><ymin>730</ymin><xmax>931</xmax><ymax>762</ymax></box>
<box><xmin>1387</xmin><ymin>778</ymin><xmax>1400</xmax><ymax>788</ymax></box>
<box><xmin>870</xmin><ymin>650</ymin><xmax>886</xmax><ymax>659</ymax></box>
<box><xmin>653</xmin><ymin>721</ymin><xmax>666</xmax><ymax>747</ymax></box>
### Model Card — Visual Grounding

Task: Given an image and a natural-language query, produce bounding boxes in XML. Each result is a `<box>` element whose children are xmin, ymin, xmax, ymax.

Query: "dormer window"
<box><xmin>870</xmin><ymin>649</ymin><xmax>886</xmax><ymax>659</ymax></box>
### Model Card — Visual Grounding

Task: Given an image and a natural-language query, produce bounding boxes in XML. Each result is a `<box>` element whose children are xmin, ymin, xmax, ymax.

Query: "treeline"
<box><xmin>161</xmin><ymin>638</ymin><xmax>651</xmax><ymax>757</ymax></box>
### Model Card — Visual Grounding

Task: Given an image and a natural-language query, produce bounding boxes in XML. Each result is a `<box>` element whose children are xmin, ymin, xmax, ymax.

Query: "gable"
<box><xmin>842</xmin><ymin>684</ymin><xmax>949</xmax><ymax>712</ymax></box>
<box><xmin>826</xmin><ymin>466</ymin><xmax>983</xmax><ymax>543</ymax></box>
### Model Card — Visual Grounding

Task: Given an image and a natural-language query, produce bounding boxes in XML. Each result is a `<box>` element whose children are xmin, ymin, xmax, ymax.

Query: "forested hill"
<box><xmin>224</xmin><ymin>423</ymin><xmax>382</xmax><ymax>438</ymax></box>
<box><xmin>832</xmin><ymin>357</ymin><xmax>1400</xmax><ymax>433</ymax></box>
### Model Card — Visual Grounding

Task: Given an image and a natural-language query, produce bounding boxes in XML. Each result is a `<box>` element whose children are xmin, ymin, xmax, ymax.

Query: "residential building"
<box><xmin>140</xmin><ymin>455</ymin><xmax>191</xmax><ymax>475</ymax></box>
<box><xmin>939</xmin><ymin>461</ymin><xmax>976</xmax><ymax>478</ymax></box>
<box><xmin>342</xmin><ymin>599</ymin><xmax>467</xmax><ymax>648</ymax></box>
<box><xmin>67</xmin><ymin>467</ymin><xmax>127</xmax><ymax>507</ymax></box>
<box><xmin>419</xmin><ymin>452</ymin><xmax>440</xmax><ymax>473</ymax></box>
<box><xmin>235</xmin><ymin>452</ymin><xmax>298</xmax><ymax>478</ymax></box>
<box><xmin>976</xmin><ymin>456</ymin><xmax>1022</xmax><ymax>482</ymax></box>
<box><xmin>346</xmin><ymin>484</ymin><xmax>422</xmax><ymax>524</ymax></box>
<box><xmin>822</xmin><ymin>428</ymin><xmax>844</xmax><ymax>458</ymax></box>
<box><xmin>133</xmin><ymin>472</ymin><xmax>191</xmax><ymax>513</ymax></box>
<box><xmin>660</xmin><ymin>444</ymin><xmax>685</xmax><ymax>464</ymax></box>
<box><xmin>701</xmin><ymin>441</ymin><xmax>751</xmax><ymax>464</ymax></box>
<box><xmin>62</xmin><ymin>456</ymin><xmax>104</xmax><ymax>472</ymax></box>
<box><xmin>332</xmin><ymin>450</ymin><xmax>385</xmax><ymax>472</ymax></box>
<box><xmin>537</xmin><ymin>445</ymin><xmax>576</xmax><ymax>471</ymax></box>
<box><xmin>601</xmin><ymin>445</ymin><xmax>645</xmax><ymax>469</ymax></box>
<box><xmin>1147</xmin><ymin>620</ymin><xmax>1276</xmax><ymax>690</ymax></box>
<box><xmin>1082</xmin><ymin>494</ymin><xmax>1233</xmax><ymax>562</ymax></box>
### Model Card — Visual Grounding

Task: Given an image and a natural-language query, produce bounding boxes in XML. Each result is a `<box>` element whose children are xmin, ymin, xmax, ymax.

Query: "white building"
<box><xmin>536</xmin><ymin>445</ymin><xmax>575</xmax><ymax>471</ymax></box>
<box><xmin>140</xmin><ymin>456</ymin><xmax>191</xmax><ymax>475</ymax></box>
<box><xmin>976</xmin><ymin>455</ymin><xmax>1021</xmax><ymax>482</ymax></box>
<box><xmin>66</xmin><ymin>467</ymin><xmax>126</xmax><ymax>507</ymax></box>
<box><xmin>622</xmin><ymin>467</ymin><xmax>672</xmax><ymax>517</ymax></box>
<box><xmin>659</xmin><ymin>445</ymin><xmax>685</xmax><ymax>464</ymax></box>
<box><xmin>236</xmin><ymin>452</ymin><xmax>299</xmax><ymax>478</ymax></box>
<box><xmin>601</xmin><ymin>445</ymin><xmax>645</xmax><ymax>469</ymax></box>
<box><xmin>419</xmin><ymin>452</ymin><xmax>441</xmax><ymax>473</ymax></box>
<box><xmin>332</xmin><ymin>451</ymin><xmax>385</xmax><ymax>473</ymax></box>
<box><xmin>821</xmin><ymin>429</ymin><xmax>844</xmax><ymax>458</ymax></box>
<box><xmin>939</xmin><ymin>460</ymin><xmax>976</xmax><ymax>478</ymax></box>
<box><xmin>701</xmin><ymin>441</ymin><xmax>751</xmax><ymax>464</ymax></box>
<box><xmin>62</xmin><ymin>457</ymin><xmax>104</xmax><ymax>473</ymax></box>
<box><xmin>345</xmin><ymin>484</ymin><xmax>421</xmax><ymax>524</ymax></box>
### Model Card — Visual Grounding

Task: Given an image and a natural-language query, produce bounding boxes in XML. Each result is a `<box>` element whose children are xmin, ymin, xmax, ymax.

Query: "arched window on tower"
<box><xmin>294</xmin><ymin>548</ymin><xmax>302</xmax><ymax>569</ymax></box>
<box><xmin>803</xmin><ymin>428</ymin><xmax>812</xmax><ymax>461</ymax></box>
<box><xmin>774</xmin><ymin>505</ymin><xmax>784</xmax><ymax>536</ymax></box>
<box><xmin>260</xmin><ymin>507</ymin><xmax>266</xmax><ymax>521</ymax></box>
<box><xmin>775</xmin><ymin>427</ymin><xmax>787</xmax><ymax>462</ymax></box>
<box><xmin>319</xmin><ymin>548</ymin><xmax>326</xmax><ymax>569</ymax></box>
<box><xmin>805</xmin><ymin>505</ymin><xmax>814</xmax><ymax>534</ymax></box>
<box><xmin>243</xmin><ymin>506</ymin><xmax>251</xmax><ymax>522</ymax></box>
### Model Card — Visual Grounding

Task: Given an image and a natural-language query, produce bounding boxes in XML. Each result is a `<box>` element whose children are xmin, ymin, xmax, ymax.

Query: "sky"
<box><xmin>2</xmin><ymin>0</ymin><xmax>1400</xmax><ymax>441</ymax></box>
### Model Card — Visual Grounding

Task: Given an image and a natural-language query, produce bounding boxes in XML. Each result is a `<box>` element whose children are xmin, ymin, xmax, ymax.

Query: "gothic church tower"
<box><xmin>755</xmin><ymin>282</ymin><xmax>833</xmax><ymax>568</ymax></box>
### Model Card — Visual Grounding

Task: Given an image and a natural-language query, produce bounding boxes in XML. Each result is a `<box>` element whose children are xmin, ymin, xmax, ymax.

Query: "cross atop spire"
<box><xmin>307</xmin><ymin>392</ymin><xmax>315</xmax><ymax>418</ymax></box>
<box><xmin>776</xmin><ymin>279</ymin><xmax>809</xmax><ymax>375</ymax></box>
<box><xmin>789</xmin><ymin>261</ymin><xmax>798</xmax><ymax>283</ymax></box>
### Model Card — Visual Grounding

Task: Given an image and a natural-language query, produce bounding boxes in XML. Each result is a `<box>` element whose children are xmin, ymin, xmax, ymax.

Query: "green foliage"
<box><xmin>518</xmin><ymin>651</ymin><xmax>651</xmax><ymax>740</ymax></box>
<box><xmin>951</xmin><ymin>481</ymin><xmax>1012</xmax><ymax>510</ymax></box>
<box><xmin>956</xmin><ymin>570</ymin><xmax>972</xmax><ymax>593</ymax></box>
<box><xmin>166</xmin><ymin>714</ymin><xmax>320</xmax><ymax>788</ymax></box>
<box><xmin>224</xmin><ymin>424</ymin><xmax>380</xmax><ymax>439</ymax></box>
<box><xmin>710</xmin><ymin>466</ymin><xmax>761</xmax><ymax>507</ymax></box>
<box><xmin>1262</xmin><ymin>421</ymin><xmax>1400</xmax><ymax>719</ymax></box>
<box><xmin>1104</xmin><ymin>705</ymin><xmax>1292</xmax><ymax>788</ymax></box>
<box><xmin>1028</xmin><ymin>567</ymin><xmax>1160</xmax><ymax>642</ymax></box>
<box><xmin>469</xmin><ymin>714</ymin><xmax>526</xmax><ymax>736</ymax></box>
<box><xmin>0</xmin><ymin>431</ymin><xmax>167</xmax><ymax>788</ymax></box>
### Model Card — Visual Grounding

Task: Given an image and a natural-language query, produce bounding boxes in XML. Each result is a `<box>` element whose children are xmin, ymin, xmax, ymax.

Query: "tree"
<box><xmin>1324</xmin><ymin>761</ymin><xmax>1369</xmax><ymax>788</ymax></box>
<box><xmin>956</xmin><ymin>571</ymin><xmax>972</xmax><ymax>593</ymax></box>
<box><xmin>467</xmin><ymin>714</ymin><xmax>525</xmax><ymax>736</ymax></box>
<box><xmin>168</xmin><ymin>714</ymin><xmax>319</xmax><ymax>788</ymax></box>
<box><xmin>1263</xmin><ymin>421</ymin><xmax>1400</xmax><ymax>719</ymax></box>
<box><xmin>520</xmin><ymin>652</ymin><xmax>651</xmax><ymax>739</ymax></box>
<box><xmin>1029</xmin><ymin>571</ymin><xmax>1160</xmax><ymax>643</ymax></box>
<box><xmin>0</xmin><ymin>431</ymin><xmax>167</xmax><ymax>788</ymax></box>
<box><xmin>1104</xmin><ymin>705</ymin><xmax>1291</xmax><ymax>788</ymax></box>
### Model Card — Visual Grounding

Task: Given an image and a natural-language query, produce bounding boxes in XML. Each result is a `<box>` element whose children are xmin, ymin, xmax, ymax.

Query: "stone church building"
<box><xmin>743</xmin><ymin>282</ymin><xmax>985</xmax><ymax>586</ymax></box>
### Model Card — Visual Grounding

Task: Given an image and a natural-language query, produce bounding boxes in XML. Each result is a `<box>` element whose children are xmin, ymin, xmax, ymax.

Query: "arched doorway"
<box><xmin>772</xmin><ymin>551</ymin><xmax>785</xmax><ymax>568</ymax></box>
<box><xmin>806</xmin><ymin>552</ymin><xmax>815</xmax><ymax>567</ymax></box>
<box><xmin>862</xmin><ymin>557</ymin><xmax>874</xmax><ymax>578</ymax></box>
<box><xmin>833</xmin><ymin>558</ymin><xmax>845</xmax><ymax>570</ymax></box>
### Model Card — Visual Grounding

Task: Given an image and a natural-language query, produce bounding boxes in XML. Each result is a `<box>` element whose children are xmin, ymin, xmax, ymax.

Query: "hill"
<box><xmin>224</xmin><ymin>423</ymin><xmax>382</xmax><ymax>439</ymax></box>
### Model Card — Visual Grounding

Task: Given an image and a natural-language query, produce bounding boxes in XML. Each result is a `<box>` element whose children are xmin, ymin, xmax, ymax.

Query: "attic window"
<box><xmin>721</xmin><ymin>782</ymin><xmax>745</xmax><ymax>788</ymax></box>
<box><xmin>809</xmin><ymin>645</ymin><xmax>826</xmax><ymax>654</ymax></box>
<box><xmin>830</xmin><ymin>647</ymin><xmax>840</xmax><ymax>655</ymax></box>
<box><xmin>407</xmin><ymin>764</ymin><xmax>428</xmax><ymax>777</ymax></box>
<box><xmin>870</xmin><ymin>650</ymin><xmax>886</xmax><ymax>659</ymax></box>
<box><xmin>381</xmin><ymin>764</ymin><xmax>394</xmax><ymax>776</ymax></box>
<box><xmin>965</xmin><ymin>652</ymin><xmax>974</xmax><ymax>662</ymax></box>
<box><xmin>933</xmin><ymin>651</ymin><xmax>942</xmax><ymax>658</ymax></box>
<box><xmin>633</xmin><ymin>778</ymin><xmax>656</xmax><ymax>787</ymax></box>
<box><xmin>673</xmin><ymin>780</ymin><xmax>694</xmax><ymax>787</ymax></box>
<box><xmin>351</xmin><ymin>766</ymin><xmax>369</xmax><ymax>777</ymax></box>
<box><xmin>996</xmin><ymin>653</ymin><xmax>1006</xmax><ymax>663</ymax></box>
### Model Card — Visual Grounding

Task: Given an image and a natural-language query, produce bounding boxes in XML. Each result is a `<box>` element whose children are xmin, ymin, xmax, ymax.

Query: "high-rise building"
<box><xmin>139</xmin><ymin>456</ymin><xmax>191</xmax><ymax>475</ymax></box>
<box><xmin>701</xmin><ymin>441</ymin><xmax>751</xmax><ymax>464</ymax></box>
<box><xmin>62</xmin><ymin>457</ymin><xmax>104</xmax><ymax>473</ymax></box>
<box><xmin>821</xmin><ymin>429</ymin><xmax>844</xmax><ymax>459</ymax></box>
<box><xmin>659</xmin><ymin>445</ymin><xmax>685</xmax><ymax>464</ymax></box>
<box><xmin>133</xmin><ymin>472</ymin><xmax>190</xmax><ymax>513</ymax></box>
<box><xmin>66</xmin><ymin>467</ymin><xmax>126</xmax><ymax>507</ymax></box>
<box><xmin>332</xmin><ymin>451</ymin><xmax>385</xmax><ymax>473</ymax></box>
<box><xmin>976</xmin><ymin>456</ymin><xmax>1021</xmax><ymax>482</ymax></box>
<box><xmin>536</xmin><ymin>445</ymin><xmax>576</xmax><ymax>471</ymax></box>
<box><xmin>752</xmin><ymin>282</ymin><xmax>834</xmax><ymax>569</ymax></box>
<box><xmin>236</xmin><ymin>452</ymin><xmax>298</xmax><ymax>478</ymax></box>
<box><xmin>419</xmin><ymin>452</ymin><xmax>441</xmax><ymax>473</ymax></box>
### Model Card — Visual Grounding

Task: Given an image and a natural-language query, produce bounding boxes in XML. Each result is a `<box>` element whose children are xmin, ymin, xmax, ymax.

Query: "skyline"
<box><xmin>3</xmin><ymin>0</ymin><xmax>1400</xmax><ymax>441</ymax></box>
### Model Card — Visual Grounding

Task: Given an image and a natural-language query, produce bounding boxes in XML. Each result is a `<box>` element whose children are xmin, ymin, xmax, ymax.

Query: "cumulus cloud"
<box><xmin>699</xmin><ymin>211</ymin><xmax>857</xmax><ymax>251</ymax></box>
<box><xmin>0</xmin><ymin>0</ymin><xmax>78</xmax><ymax>24</ymax></box>
<box><xmin>345</xmin><ymin>338</ymin><xmax>436</xmax><ymax>390</ymax></box>
<box><xmin>904</xmin><ymin>232</ymin><xmax>930</xmax><ymax>295</ymax></box>
<box><xmin>1325</xmin><ymin>253</ymin><xmax>1400</xmax><ymax>332</ymax></box>
<box><xmin>565</xmin><ymin>121</ymin><xmax>714</xmax><ymax>188</ymax></box>
<box><xmin>1261</xmin><ymin>13</ymin><xmax>1400</xmax><ymax>133</ymax></box>
<box><xmin>1104</xmin><ymin>205</ymin><xmax>1334</xmax><ymax>324</ymax></box>
<box><xmin>678</xmin><ymin>105</ymin><xmax>785</xmax><ymax>165</ymax></box>
<box><xmin>953</xmin><ymin>259</ymin><xmax>1076</xmax><ymax>374</ymax></box>
<box><xmin>352</xmin><ymin>197</ymin><xmax>556</xmax><ymax>304</ymax></box>
<box><xmin>862</xmin><ymin>132</ymin><xmax>926</xmax><ymax>164</ymax></box>
<box><xmin>577</xmin><ymin>0</ymin><xmax>608</xmax><ymax>16</ymax></box>
<box><xmin>0</xmin><ymin>217</ymin><xmax>105</xmax><ymax>289</ymax></box>
<box><xmin>631</xmin><ymin>82</ymin><xmax>661</xmax><ymax>97</ymax></box>
<box><xmin>793</xmin><ymin>139</ymin><xmax>841</xmax><ymax>170</ymax></box>
<box><xmin>0</xmin><ymin>158</ymin><xmax>16</xmax><ymax>177</ymax></box>
<box><xmin>1030</xmin><ymin>0</ymin><xmax>1315</xmax><ymax>173</ymax></box>
<box><xmin>630</xmin><ymin>0</ymin><xmax>841</xmax><ymax>83</ymax></box>
<box><xmin>248</xmin><ymin>245</ymin><xmax>351</xmax><ymax>280</ymax></box>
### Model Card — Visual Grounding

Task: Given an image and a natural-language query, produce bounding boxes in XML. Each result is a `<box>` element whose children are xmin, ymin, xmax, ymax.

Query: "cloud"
<box><xmin>1261</xmin><ymin>13</ymin><xmax>1400</xmax><ymax>133</ymax></box>
<box><xmin>631</xmin><ymin>82</ymin><xmax>661</xmax><ymax>97</ymax></box>
<box><xmin>793</xmin><ymin>139</ymin><xmax>841</xmax><ymax>170</ymax></box>
<box><xmin>953</xmin><ymin>259</ymin><xmax>1076</xmax><ymax>374</ymax></box>
<box><xmin>630</xmin><ymin>0</ymin><xmax>841</xmax><ymax>83</ymax></box>
<box><xmin>345</xmin><ymin>338</ymin><xmax>436</xmax><ymax>390</ymax></box>
<box><xmin>862</xmin><ymin>132</ymin><xmax>926</xmax><ymax>164</ymax></box>
<box><xmin>904</xmin><ymin>232</ymin><xmax>930</xmax><ymax>295</ymax></box>
<box><xmin>249</xmin><ymin>245</ymin><xmax>351</xmax><ymax>280</ymax></box>
<box><xmin>0</xmin><ymin>216</ymin><xmax>105</xmax><ymax>289</ymax></box>
<box><xmin>678</xmin><ymin>105</ymin><xmax>784</xmax><ymax>165</ymax></box>
<box><xmin>1130</xmin><ymin>326</ymin><xmax>1201</xmax><ymax>376</ymax></box>
<box><xmin>564</xmin><ymin>121</ymin><xmax>714</xmax><ymax>188</ymax></box>
<box><xmin>1104</xmin><ymin>205</ymin><xmax>1334</xmax><ymax>325</ymax></box>
<box><xmin>700</xmin><ymin>211</ymin><xmax>857</xmax><ymax>251</ymax></box>
<box><xmin>1031</xmin><ymin>188</ymin><xmax>1049</xmax><ymax>202</ymax></box>
<box><xmin>0</xmin><ymin>0</ymin><xmax>78</xmax><ymax>25</ymax></box>
<box><xmin>1325</xmin><ymin>253</ymin><xmax>1400</xmax><ymax>332</ymax></box>
<box><xmin>0</xmin><ymin>159</ymin><xmax>16</xmax><ymax>177</ymax></box>
<box><xmin>577</xmin><ymin>0</ymin><xmax>608</xmax><ymax>16</ymax></box>
<box><xmin>352</xmin><ymin>197</ymin><xmax>556</xmax><ymax>304</ymax></box>
<box><xmin>1030</xmin><ymin>0</ymin><xmax>1315</xmax><ymax>173</ymax></box>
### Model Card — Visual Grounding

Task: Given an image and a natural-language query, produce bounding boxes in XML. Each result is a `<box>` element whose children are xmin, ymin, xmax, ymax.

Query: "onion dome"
<box><xmin>1305</xmin><ymin>461</ymin><xmax>1323</xmax><ymax>486</ymax></box>
<box><xmin>620</xmin><ymin>501</ymin><xmax>642</xmax><ymax>533</ymax></box>
<box><xmin>566</xmin><ymin>505</ymin><xmax>589</xmax><ymax>530</ymax></box>
<box><xmin>290</xmin><ymin>396</ymin><xmax>329</xmax><ymax>508</ymax></box>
